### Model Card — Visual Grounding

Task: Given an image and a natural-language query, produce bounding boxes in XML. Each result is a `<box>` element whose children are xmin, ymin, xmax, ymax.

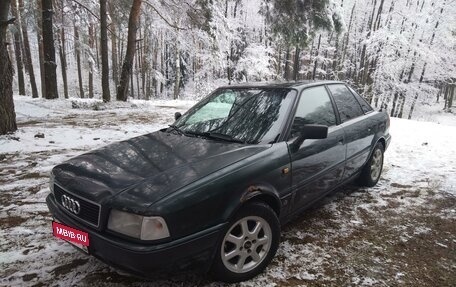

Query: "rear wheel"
<box><xmin>358</xmin><ymin>142</ymin><xmax>384</xmax><ymax>187</ymax></box>
<box><xmin>211</xmin><ymin>202</ymin><xmax>280</xmax><ymax>283</ymax></box>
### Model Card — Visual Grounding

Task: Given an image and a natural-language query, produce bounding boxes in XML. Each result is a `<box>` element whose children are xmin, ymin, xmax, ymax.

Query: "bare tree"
<box><xmin>0</xmin><ymin>0</ymin><xmax>17</xmax><ymax>134</ymax></box>
<box><xmin>117</xmin><ymin>0</ymin><xmax>143</xmax><ymax>101</ymax></box>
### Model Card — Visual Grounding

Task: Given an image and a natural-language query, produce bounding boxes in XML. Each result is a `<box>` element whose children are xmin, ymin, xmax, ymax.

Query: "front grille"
<box><xmin>54</xmin><ymin>184</ymin><xmax>100</xmax><ymax>227</ymax></box>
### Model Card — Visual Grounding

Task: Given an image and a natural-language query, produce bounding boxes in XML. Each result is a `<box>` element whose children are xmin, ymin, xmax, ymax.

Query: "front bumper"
<box><xmin>46</xmin><ymin>193</ymin><xmax>224</xmax><ymax>276</ymax></box>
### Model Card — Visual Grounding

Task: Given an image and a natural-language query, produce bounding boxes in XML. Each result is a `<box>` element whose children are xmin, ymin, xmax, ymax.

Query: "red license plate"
<box><xmin>52</xmin><ymin>221</ymin><xmax>90</xmax><ymax>250</ymax></box>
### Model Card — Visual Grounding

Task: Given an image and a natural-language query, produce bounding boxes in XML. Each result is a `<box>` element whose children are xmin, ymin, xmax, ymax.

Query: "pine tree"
<box><xmin>262</xmin><ymin>0</ymin><xmax>343</xmax><ymax>80</ymax></box>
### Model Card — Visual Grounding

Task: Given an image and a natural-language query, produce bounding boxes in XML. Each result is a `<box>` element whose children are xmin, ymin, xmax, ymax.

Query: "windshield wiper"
<box><xmin>192</xmin><ymin>131</ymin><xmax>245</xmax><ymax>144</ymax></box>
<box><xmin>184</xmin><ymin>130</ymin><xmax>245</xmax><ymax>144</ymax></box>
<box><xmin>205</xmin><ymin>132</ymin><xmax>245</xmax><ymax>144</ymax></box>
<box><xmin>168</xmin><ymin>125</ymin><xmax>185</xmax><ymax>135</ymax></box>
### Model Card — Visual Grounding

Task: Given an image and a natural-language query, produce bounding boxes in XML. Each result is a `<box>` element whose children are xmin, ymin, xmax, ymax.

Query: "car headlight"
<box><xmin>107</xmin><ymin>209</ymin><xmax>170</xmax><ymax>240</ymax></box>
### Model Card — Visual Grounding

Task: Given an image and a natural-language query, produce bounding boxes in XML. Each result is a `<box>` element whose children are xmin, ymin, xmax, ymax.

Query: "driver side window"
<box><xmin>290</xmin><ymin>86</ymin><xmax>336</xmax><ymax>138</ymax></box>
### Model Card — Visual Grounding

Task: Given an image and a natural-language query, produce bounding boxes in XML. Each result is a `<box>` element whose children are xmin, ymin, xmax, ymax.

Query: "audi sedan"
<box><xmin>47</xmin><ymin>81</ymin><xmax>391</xmax><ymax>282</ymax></box>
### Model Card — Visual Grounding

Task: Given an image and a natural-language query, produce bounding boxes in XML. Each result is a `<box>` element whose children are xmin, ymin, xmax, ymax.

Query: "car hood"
<box><xmin>52</xmin><ymin>131</ymin><xmax>268</xmax><ymax>210</ymax></box>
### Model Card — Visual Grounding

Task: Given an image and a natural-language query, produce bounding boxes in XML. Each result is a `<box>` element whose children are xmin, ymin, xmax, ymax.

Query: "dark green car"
<box><xmin>46</xmin><ymin>81</ymin><xmax>391</xmax><ymax>282</ymax></box>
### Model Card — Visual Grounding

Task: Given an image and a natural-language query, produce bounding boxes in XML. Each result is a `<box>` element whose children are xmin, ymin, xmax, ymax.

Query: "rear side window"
<box><xmin>290</xmin><ymin>86</ymin><xmax>336</xmax><ymax>138</ymax></box>
<box><xmin>327</xmin><ymin>84</ymin><xmax>364</xmax><ymax>123</ymax></box>
<box><xmin>348</xmin><ymin>86</ymin><xmax>373</xmax><ymax>113</ymax></box>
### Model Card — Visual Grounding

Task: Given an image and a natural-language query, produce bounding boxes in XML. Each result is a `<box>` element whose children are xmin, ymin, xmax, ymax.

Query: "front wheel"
<box><xmin>358</xmin><ymin>142</ymin><xmax>384</xmax><ymax>187</ymax></box>
<box><xmin>211</xmin><ymin>202</ymin><xmax>280</xmax><ymax>283</ymax></box>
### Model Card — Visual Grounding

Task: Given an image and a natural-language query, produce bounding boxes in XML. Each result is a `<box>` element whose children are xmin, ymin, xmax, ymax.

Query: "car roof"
<box><xmin>219</xmin><ymin>80</ymin><xmax>345</xmax><ymax>90</ymax></box>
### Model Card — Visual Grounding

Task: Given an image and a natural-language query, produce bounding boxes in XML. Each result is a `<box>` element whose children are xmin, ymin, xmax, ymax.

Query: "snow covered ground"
<box><xmin>1</xmin><ymin>96</ymin><xmax>455</xmax><ymax>286</ymax></box>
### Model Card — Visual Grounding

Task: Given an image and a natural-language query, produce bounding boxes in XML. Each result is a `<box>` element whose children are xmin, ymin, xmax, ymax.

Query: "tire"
<box><xmin>358</xmin><ymin>142</ymin><xmax>384</xmax><ymax>187</ymax></box>
<box><xmin>211</xmin><ymin>201</ymin><xmax>280</xmax><ymax>283</ymax></box>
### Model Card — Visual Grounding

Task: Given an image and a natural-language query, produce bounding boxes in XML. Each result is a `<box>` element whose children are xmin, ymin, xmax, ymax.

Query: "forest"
<box><xmin>0</xmin><ymin>0</ymin><xmax>455</xmax><ymax>135</ymax></box>
<box><xmin>1</xmin><ymin>1</ymin><xmax>456</xmax><ymax>285</ymax></box>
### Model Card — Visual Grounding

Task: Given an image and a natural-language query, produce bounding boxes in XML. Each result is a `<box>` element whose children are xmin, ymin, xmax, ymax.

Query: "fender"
<box><xmin>223</xmin><ymin>182</ymin><xmax>282</xmax><ymax>222</ymax></box>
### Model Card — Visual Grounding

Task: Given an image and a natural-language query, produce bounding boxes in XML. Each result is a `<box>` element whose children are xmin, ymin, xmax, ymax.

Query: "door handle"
<box><xmin>337</xmin><ymin>137</ymin><xmax>344</xmax><ymax>144</ymax></box>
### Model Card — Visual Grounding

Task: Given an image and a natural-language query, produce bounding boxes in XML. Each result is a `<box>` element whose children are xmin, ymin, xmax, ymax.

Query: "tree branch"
<box><xmin>69</xmin><ymin>0</ymin><xmax>120</xmax><ymax>39</ymax></box>
<box><xmin>144</xmin><ymin>1</ymin><xmax>188</xmax><ymax>30</ymax></box>
<box><xmin>70</xmin><ymin>0</ymin><xmax>99</xmax><ymax>20</ymax></box>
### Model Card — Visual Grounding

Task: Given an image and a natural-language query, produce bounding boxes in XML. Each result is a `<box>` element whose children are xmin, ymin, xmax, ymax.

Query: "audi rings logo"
<box><xmin>61</xmin><ymin>195</ymin><xmax>81</xmax><ymax>215</ymax></box>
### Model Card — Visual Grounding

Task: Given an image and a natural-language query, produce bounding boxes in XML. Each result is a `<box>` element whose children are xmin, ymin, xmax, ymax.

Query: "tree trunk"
<box><xmin>130</xmin><ymin>68</ymin><xmax>135</xmax><ymax>98</ymax></box>
<box><xmin>373</xmin><ymin>0</ymin><xmax>386</xmax><ymax>31</ymax></box>
<box><xmin>448</xmin><ymin>84</ymin><xmax>455</xmax><ymax>109</ymax></box>
<box><xmin>74</xmin><ymin>23</ymin><xmax>84</xmax><ymax>98</ymax></box>
<box><xmin>340</xmin><ymin>3</ymin><xmax>355</xmax><ymax>72</ymax></box>
<box><xmin>10</xmin><ymin>0</ymin><xmax>25</xmax><ymax>95</ymax></box>
<box><xmin>443</xmin><ymin>85</ymin><xmax>448</xmax><ymax>110</ymax></box>
<box><xmin>100</xmin><ymin>0</ymin><xmax>110</xmax><ymax>102</ymax></box>
<box><xmin>136</xmin><ymin>23</ymin><xmax>142</xmax><ymax>98</ymax></box>
<box><xmin>276</xmin><ymin>45</ymin><xmax>282</xmax><ymax>78</ymax></box>
<box><xmin>57</xmin><ymin>0</ymin><xmax>68</xmax><ymax>98</ymax></box>
<box><xmin>332</xmin><ymin>36</ymin><xmax>339</xmax><ymax>78</ymax></box>
<box><xmin>284</xmin><ymin>46</ymin><xmax>290</xmax><ymax>80</ymax></box>
<box><xmin>226</xmin><ymin>52</ymin><xmax>231</xmax><ymax>84</ymax></box>
<box><xmin>0</xmin><ymin>0</ymin><xmax>17</xmax><ymax>134</ymax></box>
<box><xmin>42</xmin><ymin>0</ymin><xmax>58</xmax><ymax>99</ymax></box>
<box><xmin>141</xmin><ymin>30</ymin><xmax>147</xmax><ymax>98</ymax></box>
<box><xmin>152</xmin><ymin>38</ymin><xmax>158</xmax><ymax>98</ymax></box>
<box><xmin>357</xmin><ymin>0</ymin><xmax>377</xmax><ymax>86</ymax></box>
<box><xmin>312</xmin><ymin>34</ymin><xmax>322</xmax><ymax>80</ymax></box>
<box><xmin>390</xmin><ymin>92</ymin><xmax>399</xmax><ymax>117</ymax></box>
<box><xmin>111</xmin><ymin>24</ymin><xmax>119</xmax><ymax>87</ymax></box>
<box><xmin>292</xmin><ymin>45</ymin><xmax>300</xmax><ymax>81</ymax></box>
<box><xmin>407</xmin><ymin>62</ymin><xmax>426</xmax><ymax>119</ymax></box>
<box><xmin>7</xmin><ymin>32</ymin><xmax>14</xmax><ymax>67</ymax></box>
<box><xmin>174</xmin><ymin>48</ymin><xmax>180</xmax><ymax>99</ymax></box>
<box><xmin>36</xmin><ymin>0</ymin><xmax>46</xmax><ymax>98</ymax></box>
<box><xmin>109</xmin><ymin>2</ymin><xmax>118</xmax><ymax>88</ymax></box>
<box><xmin>18</xmin><ymin>0</ymin><xmax>38</xmax><ymax>98</ymax></box>
<box><xmin>88</xmin><ymin>23</ymin><xmax>94</xmax><ymax>98</ymax></box>
<box><xmin>117</xmin><ymin>0</ymin><xmax>143</xmax><ymax>101</ymax></box>
<box><xmin>135</xmin><ymin>38</ymin><xmax>140</xmax><ymax>98</ymax></box>
<box><xmin>397</xmin><ymin>94</ymin><xmax>405</xmax><ymax>118</ymax></box>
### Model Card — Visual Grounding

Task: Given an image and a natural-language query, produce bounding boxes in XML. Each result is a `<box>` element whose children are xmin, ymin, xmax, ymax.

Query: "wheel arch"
<box><xmin>224</xmin><ymin>184</ymin><xmax>282</xmax><ymax>223</ymax></box>
<box><xmin>376</xmin><ymin>137</ymin><xmax>386</xmax><ymax>150</ymax></box>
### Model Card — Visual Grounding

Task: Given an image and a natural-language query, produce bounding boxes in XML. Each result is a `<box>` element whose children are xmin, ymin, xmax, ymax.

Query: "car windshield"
<box><xmin>172</xmin><ymin>88</ymin><xmax>296</xmax><ymax>144</ymax></box>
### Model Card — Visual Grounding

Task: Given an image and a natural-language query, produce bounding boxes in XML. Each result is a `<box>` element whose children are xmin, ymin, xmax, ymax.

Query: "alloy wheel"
<box><xmin>221</xmin><ymin>216</ymin><xmax>272</xmax><ymax>273</ymax></box>
<box><xmin>370</xmin><ymin>148</ymin><xmax>383</xmax><ymax>181</ymax></box>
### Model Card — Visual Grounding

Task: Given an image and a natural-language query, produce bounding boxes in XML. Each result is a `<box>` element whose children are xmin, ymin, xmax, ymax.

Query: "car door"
<box><xmin>327</xmin><ymin>84</ymin><xmax>374</xmax><ymax>181</ymax></box>
<box><xmin>288</xmin><ymin>85</ymin><xmax>346</xmax><ymax>212</ymax></box>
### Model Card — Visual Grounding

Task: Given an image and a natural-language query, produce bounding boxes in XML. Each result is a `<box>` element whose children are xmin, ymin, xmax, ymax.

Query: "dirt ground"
<box><xmin>1</xmin><ymin>100</ymin><xmax>455</xmax><ymax>287</ymax></box>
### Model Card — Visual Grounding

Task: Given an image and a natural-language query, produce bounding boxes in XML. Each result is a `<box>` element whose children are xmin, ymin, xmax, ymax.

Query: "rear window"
<box><xmin>327</xmin><ymin>84</ymin><xmax>364</xmax><ymax>123</ymax></box>
<box><xmin>348</xmin><ymin>86</ymin><xmax>373</xmax><ymax>113</ymax></box>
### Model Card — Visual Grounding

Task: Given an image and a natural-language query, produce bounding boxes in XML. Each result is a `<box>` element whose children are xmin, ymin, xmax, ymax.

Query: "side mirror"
<box><xmin>299</xmin><ymin>124</ymin><xmax>328</xmax><ymax>139</ymax></box>
<box><xmin>291</xmin><ymin>124</ymin><xmax>328</xmax><ymax>152</ymax></box>
<box><xmin>174</xmin><ymin>112</ymin><xmax>182</xmax><ymax>121</ymax></box>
